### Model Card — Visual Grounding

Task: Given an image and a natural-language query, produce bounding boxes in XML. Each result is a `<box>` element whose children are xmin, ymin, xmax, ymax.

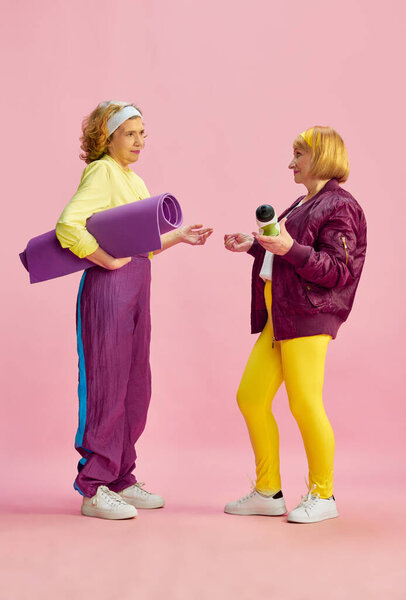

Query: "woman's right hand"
<box><xmin>108</xmin><ymin>257</ymin><xmax>132</xmax><ymax>270</ymax></box>
<box><xmin>224</xmin><ymin>233</ymin><xmax>254</xmax><ymax>253</ymax></box>
<box><xmin>87</xmin><ymin>247</ymin><xmax>132</xmax><ymax>270</ymax></box>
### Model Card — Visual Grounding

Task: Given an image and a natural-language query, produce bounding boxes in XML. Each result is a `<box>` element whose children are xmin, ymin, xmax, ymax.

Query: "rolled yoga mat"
<box><xmin>20</xmin><ymin>193</ymin><xmax>183</xmax><ymax>284</ymax></box>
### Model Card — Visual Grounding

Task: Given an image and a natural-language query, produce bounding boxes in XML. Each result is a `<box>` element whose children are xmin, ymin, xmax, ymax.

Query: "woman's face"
<box><xmin>107</xmin><ymin>117</ymin><xmax>146</xmax><ymax>168</ymax></box>
<box><xmin>288</xmin><ymin>146</ymin><xmax>313</xmax><ymax>185</ymax></box>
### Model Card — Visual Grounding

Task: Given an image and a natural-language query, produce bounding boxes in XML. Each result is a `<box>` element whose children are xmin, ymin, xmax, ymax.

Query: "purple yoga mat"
<box><xmin>20</xmin><ymin>193</ymin><xmax>183</xmax><ymax>284</ymax></box>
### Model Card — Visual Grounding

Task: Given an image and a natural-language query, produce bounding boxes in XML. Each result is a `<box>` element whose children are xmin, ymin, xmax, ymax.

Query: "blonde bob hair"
<box><xmin>293</xmin><ymin>126</ymin><xmax>350</xmax><ymax>183</ymax></box>
<box><xmin>80</xmin><ymin>102</ymin><xmax>143</xmax><ymax>164</ymax></box>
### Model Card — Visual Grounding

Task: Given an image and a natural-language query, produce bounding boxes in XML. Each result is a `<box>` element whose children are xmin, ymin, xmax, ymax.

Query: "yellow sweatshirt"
<box><xmin>55</xmin><ymin>154</ymin><xmax>150</xmax><ymax>258</ymax></box>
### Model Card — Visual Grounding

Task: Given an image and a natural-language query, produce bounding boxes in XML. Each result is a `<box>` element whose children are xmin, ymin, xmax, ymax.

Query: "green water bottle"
<box><xmin>256</xmin><ymin>204</ymin><xmax>280</xmax><ymax>236</ymax></box>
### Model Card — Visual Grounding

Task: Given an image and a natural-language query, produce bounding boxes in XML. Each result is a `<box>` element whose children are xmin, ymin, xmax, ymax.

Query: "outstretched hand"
<box><xmin>224</xmin><ymin>233</ymin><xmax>254</xmax><ymax>252</ymax></box>
<box><xmin>179</xmin><ymin>224</ymin><xmax>214</xmax><ymax>246</ymax></box>
<box><xmin>252</xmin><ymin>218</ymin><xmax>294</xmax><ymax>256</ymax></box>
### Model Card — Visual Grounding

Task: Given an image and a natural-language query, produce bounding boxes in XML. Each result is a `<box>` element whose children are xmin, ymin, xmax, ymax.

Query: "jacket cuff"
<box><xmin>281</xmin><ymin>240</ymin><xmax>312</xmax><ymax>267</ymax></box>
<box><xmin>247</xmin><ymin>238</ymin><xmax>260</xmax><ymax>257</ymax></box>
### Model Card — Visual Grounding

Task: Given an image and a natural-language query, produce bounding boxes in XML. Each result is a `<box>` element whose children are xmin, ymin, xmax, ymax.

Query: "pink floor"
<box><xmin>1</xmin><ymin>447</ymin><xmax>404</xmax><ymax>600</ymax></box>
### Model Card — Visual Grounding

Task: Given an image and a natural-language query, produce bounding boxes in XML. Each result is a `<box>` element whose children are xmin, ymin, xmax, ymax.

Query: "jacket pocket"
<box><xmin>303</xmin><ymin>282</ymin><xmax>332</xmax><ymax>309</ymax></box>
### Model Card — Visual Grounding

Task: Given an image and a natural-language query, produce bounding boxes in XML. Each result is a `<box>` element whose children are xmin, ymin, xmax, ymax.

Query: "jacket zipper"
<box><xmin>341</xmin><ymin>236</ymin><xmax>348</xmax><ymax>265</ymax></box>
<box><xmin>272</xmin><ymin>336</ymin><xmax>275</xmax><ymax>348</ymax></box>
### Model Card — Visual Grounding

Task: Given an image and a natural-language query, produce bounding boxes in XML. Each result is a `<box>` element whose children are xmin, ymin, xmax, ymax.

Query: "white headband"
<box><xmin>100</xmin><ymin>101</ymin><xmax>143</xmax><ymax>136</ymax></box>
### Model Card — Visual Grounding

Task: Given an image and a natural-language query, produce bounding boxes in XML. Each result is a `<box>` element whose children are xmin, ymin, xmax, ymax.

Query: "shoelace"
<box><xmin>298</xmin><ymin>482</ymin><xmax>320</xmax><ymax>514</ymax></box>
<box><xmin>237</xmin><ymin>491</ymin><xmax>256</xmax><ymax>504</ymax></box>
<box><xmin>125</xmin><ymin>482</ymin><xmax>151</xmax><ymax>496</ymax></box>
<box><xmin>237</xmin><ymin>476</ymin><xmax>258</xmax><ymax>503</ymax></box>
<box><xmin>93</xmin><ymin>485</ymin><xmax>128</xmax><ymax>507</ymax></box>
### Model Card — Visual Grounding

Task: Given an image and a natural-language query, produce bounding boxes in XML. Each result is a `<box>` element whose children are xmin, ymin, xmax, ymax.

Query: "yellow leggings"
<box><xmin>237</xmin><ymin>281</ymin><xmax>334</xmax><ymax>498</ymax></box>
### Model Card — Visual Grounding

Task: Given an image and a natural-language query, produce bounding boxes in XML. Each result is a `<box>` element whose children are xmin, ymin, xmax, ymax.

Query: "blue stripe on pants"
<box><xmin>75</xmin><ymin>270</ymin><xmax>88</xmax><ymax>449</ymax></box>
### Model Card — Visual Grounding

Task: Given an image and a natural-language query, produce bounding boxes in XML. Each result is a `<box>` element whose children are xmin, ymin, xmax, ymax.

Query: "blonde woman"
<box><xmin>224</xmin><ymin>127</ymin><xmax>367</xmax><ymax>523</ymax></box>
<box><xmin>56</xmin><ymin>101</ymin><xmax>212</xmax><ymax>519</ymax></box>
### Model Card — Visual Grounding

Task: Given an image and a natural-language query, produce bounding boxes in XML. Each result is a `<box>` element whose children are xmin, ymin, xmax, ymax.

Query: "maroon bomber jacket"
<box><xmin>247</xmin><ymin>179</ymin><xmax>367</xmax><ymax>340</ymax></box>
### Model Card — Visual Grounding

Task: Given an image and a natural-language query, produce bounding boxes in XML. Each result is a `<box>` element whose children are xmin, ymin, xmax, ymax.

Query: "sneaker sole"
<box><xmin>287</xmin><ymin>511</ymin><xmax>339</xmax><ymax>524</ymax></box>
<box><xmin>81</xmin><ymin>506</ymin><xmax>137</xmax><ymax>520</ymax></box>
<box><xmin>224</xmin><ymin>502</ymin><xmax>287</xmax><ymax>516</ymax></box>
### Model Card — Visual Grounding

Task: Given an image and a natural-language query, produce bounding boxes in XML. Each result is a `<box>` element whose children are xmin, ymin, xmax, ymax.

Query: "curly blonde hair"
<box><xmin>80</xmin><ymin>103</ymin><xmax>143</xmax><ymax>164</ymax></box>
<box><xmin>293</xmin><ymin>126</ymin><xmax>350</xmax><ymax>183</ymax></box>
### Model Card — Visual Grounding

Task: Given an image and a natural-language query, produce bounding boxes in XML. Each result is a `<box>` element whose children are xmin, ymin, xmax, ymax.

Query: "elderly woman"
<box><xmin>224</xmin><ymin>127</ymin><xmax>367</xmax><ymax>523</ymax></box>
<box><xmin>56</xmin><ymin>101</ymin><xmax>212</xmax><ymax>520</ymax></box>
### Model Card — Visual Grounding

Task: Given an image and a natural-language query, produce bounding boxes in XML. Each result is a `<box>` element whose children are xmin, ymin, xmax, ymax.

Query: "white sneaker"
<box><xmin>287</xmin><ymin>487</ymin><xmax>338</xmax><ymax>523</ymax></box>
<box><xmin>224</xmin><ymin>490</ymin><xmax>287</xmax><ymax>516</ymax></box>
<box><xmin>118</xmin><ymin>482</ymin><xmax>165</xmax><ymax>509</ymax></box>
<box><xmin>81</xmin><ymin>485</ymin><xmax>137</xmax><ymax>520</ymax></box>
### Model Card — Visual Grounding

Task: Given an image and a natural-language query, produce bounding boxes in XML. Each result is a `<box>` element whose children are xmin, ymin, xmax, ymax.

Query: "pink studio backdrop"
<box><xmin>0</xmin><ymin>0</ymin><xmax>405</xmax><ymax>502</ymax></box>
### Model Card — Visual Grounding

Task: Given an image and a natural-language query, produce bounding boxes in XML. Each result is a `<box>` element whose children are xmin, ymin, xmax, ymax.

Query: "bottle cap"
<box><xmin>256</xmin><ymin>204</ymin><xmax>275</xmax><ymax>222</ymax></box>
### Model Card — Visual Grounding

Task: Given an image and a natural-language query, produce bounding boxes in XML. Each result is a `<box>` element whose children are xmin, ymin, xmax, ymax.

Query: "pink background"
<box><xmin>1</xmin><ymin>1</ymin><xmax>405</xmax><ymax>598</ymax></box>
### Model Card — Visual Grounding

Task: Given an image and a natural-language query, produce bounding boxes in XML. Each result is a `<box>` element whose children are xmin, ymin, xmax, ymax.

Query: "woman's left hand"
<box><xmin>252</xmin><ymin>218</ymin><xmax>294</xmax><ymax>256</ymax></box>
<box><xmin>179</xmin><ymin>224</ymin><xmax>214</xmax><ymax>246</ymax></box>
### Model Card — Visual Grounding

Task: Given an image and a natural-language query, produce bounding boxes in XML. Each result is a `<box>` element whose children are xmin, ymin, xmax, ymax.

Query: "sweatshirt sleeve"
<box><xmin>281</xmin><ymin>199</ymin><xmax>363</xmax><ymax>288</ymax></box>
<box><xmin>55</xmin><ymin>161</ymin><xmax>111</xmax><ymax>258</ymax></box>
<box><xmin>247</xmin><ymin>238</ymin><xmax>262</xmax><ymax>257</ymax></box>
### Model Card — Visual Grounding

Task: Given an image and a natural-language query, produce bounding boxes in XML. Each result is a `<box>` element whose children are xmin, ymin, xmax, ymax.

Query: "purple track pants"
<box><xmin>74</xmin><ymin>256</ymin><xmax>151</xmax><ymax>497</ymax></box>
